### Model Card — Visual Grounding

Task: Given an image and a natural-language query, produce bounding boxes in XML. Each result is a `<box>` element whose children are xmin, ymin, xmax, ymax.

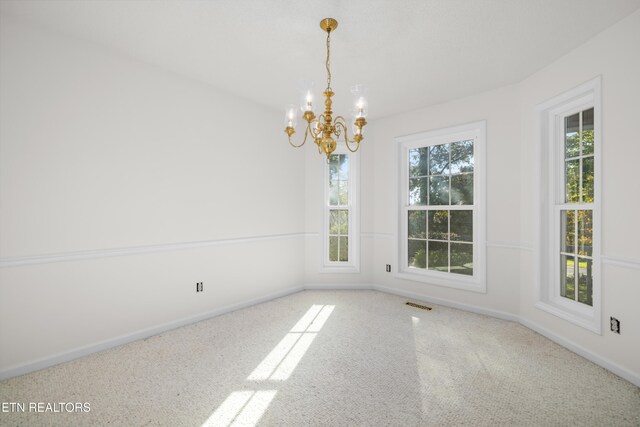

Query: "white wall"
<box><xmin>367</xmin><ymin>84</ymin><xmax>522</xmax><ymax>315</ymax></box>
<box><xmin>518</xmin><ymin>11</ymin><xmax>640</xmax><ymax>377</ymax></box>
<box><xmin>364</xmin><ymin>10</ymin><xmax>640</xmax><ymax>382</ymax></box>
<box><xmin>0</xmin><ymin>16</ymin><xmax>305</xmax><ymax>376</ymax></box>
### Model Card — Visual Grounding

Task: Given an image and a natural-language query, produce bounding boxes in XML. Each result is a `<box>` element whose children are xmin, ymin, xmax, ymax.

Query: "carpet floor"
<box><xmin>0</xmin><ymin>290</ymin><xmax>639</xmax><ymax>426</ymax></box>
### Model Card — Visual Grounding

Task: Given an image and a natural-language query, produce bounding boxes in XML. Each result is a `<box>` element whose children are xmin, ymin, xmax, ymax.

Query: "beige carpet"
<box><xmin>0</xmin><ymin>290</ymin><xmax>638</xmax><ymax>426</ymax></box>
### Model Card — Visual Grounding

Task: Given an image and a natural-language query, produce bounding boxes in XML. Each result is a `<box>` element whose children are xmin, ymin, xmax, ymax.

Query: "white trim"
<box><xmin>0</xmin><ymin>233</ymin><xmax>309</xmax><ymax>268</ymax></box>
<box><xmin>2</xmin><ymin>284</ymin><xmax>637</xmax><ymax>387</ymax></box>
<box><xmin>395</xmin><ymin>120</ymin><xmax>487</xmax><ymax>293</ymax></box>
<box><xmin>0</xmin><ymin>285</ymin><xmax>304</xmax><ymax>381</ymax></box>
<box><xmin>601</xmin><ymin>256</ymin><xmax>640</xmax><ymax>270</ymax></box>
<box><xmin>361</xmin><ymin>232</ymin><xmax>393</xmax><ymax>239</ymax></box>
<box><xmin>486</xmin><ymin>242</ymin><xmax>533</xmax><ymax>251</ymax></box>
<box><xmin>304</xmin><ymin>283</ymin><xmax>375</xmax><ymax>290</ymax></box>
<box><xmin>519</xmin><ymin>317</ymin><xmax>640</xmax><ymax>387</ymax></box>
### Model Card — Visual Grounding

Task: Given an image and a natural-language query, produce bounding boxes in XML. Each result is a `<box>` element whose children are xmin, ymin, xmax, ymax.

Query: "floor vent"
<box><xmin>406</xmin><ymin>302</ymin><xmax>432</xmax><ymax>311</ymax></box>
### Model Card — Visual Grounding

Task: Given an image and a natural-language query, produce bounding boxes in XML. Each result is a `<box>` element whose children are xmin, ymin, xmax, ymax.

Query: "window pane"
<box><xmin>565</xmin><ymin>113</ymin><xmax>580</xmax><ymax>158</ymax></box>
<box><xmin>582</xmin><ymin>157</ymin><xmax>594</xmax><ymax>203</ymax></box>
<box><xmin>329</xmin><ymin>210</ymin><xmax>339</xmax><ymax>235</ymax></box>
<box><xmin>560</xmin><ymin>255</ymin><xmax>576</xmax><ymax>300</ymax></box>
<box><xmin>429</xmin><ymin>144</ymin><xmax>450</xmax><ymax>175</ymax></box>
<box><xmin>565</xmin><ymin>159</ymin><xmax>580</xmax><ymax>203</ymax></box>
<box><xmin>408</xmin><ymin>210</ymin><xmax>426</xmax><ymax>239</ymax></box>
<box><xmin>451</xmin><ymin>174</ymin><xmax>473</xmax><ymax>205</ymax></box>
<box><xmin>339</xmin><ymin>236</ymin><xmax>348</xmax><ymax>262</ymax></box>
<box><xmin>577</xmin><ymin>257</ymin><xmax>593</xmax><ymax>306</ymax></box>
<box><xmin>582</xmin><ymin>108</ymin><xmax>594</xmax><ymax>155</ymax></box>
<box><xmin>450</xmin><ymin>243</ymin><xmax>473</xmax><ymax>276</ymax></box>
<box><xmin>329</xmin><ymin>236</ymin><xmax>338</xmax><ymax>262</ymax></box>
<box><xmin>450</xmin><ymin>210</ymin><xmax>472</xmax><ymax>242</ymax></box>
<box><xmin>429</xmin><ymin>176</ymin><xmax>450</xmax><ymax>205</ymax></box>
<box><xmin>329</xmin><ymin>155</ymin><xmax>340</xmax><ymax>182</ymax></box>
<box><xmin>339</xmin><ymin>210</ymin><xmax>348</xmax><ymax>234</ymax></box>
<box><xmin>577</xmin><ymin>210</ymin><xmax>592</xmax><ymax>257</ymax></box>
<box><xmin>408</xmin><ymin>239</ymin><xmax>426</xmax><ymax>269</ymax></box>
<box><xmin>450</xmin><ymin>140</ymin><xmax>474</xmax><ymax>173</ymax></box>
<box><xmin>409</xmin><ymin>147</ymin><xmax>429</xmax><ymax>177</ymax></box>
<box><xmin>339</xmin><ymin>154</ymin><xmax>349</xmax><ymax>180</ymax></box>
<box><xmin>561</xmin><ymin>210</ymin><xmax>575</xmax><ymax>254</ymax></box>
<box><xmin>409</xmin><ymin>178</ymin><xmax>428</xmax><ymax>205</ymax></box>
<box><xmin>428</xmin><ymin>241</ymin><xmax>448</xmax><ymax>272</ymax></box>
<box><xmin>329</xmin><ymin>181</ymin><xmax>339</xmax><ymax>205</ymax></box>
<box><xmin>428</xmin><ymin>210</ymin><xmax>448</xmax><ymax>240</ymax></box>
<box><xmin>338</xmin><ymin>180</ymin><xmax>348</xmax><ymax>205</ymax></box>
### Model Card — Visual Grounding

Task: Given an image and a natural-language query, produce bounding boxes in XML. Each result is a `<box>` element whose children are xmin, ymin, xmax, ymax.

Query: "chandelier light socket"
<box><xmin>302</xmin><ymin>110</ymin><xmax>316</xmax><ymax>123</ymax></box>
<box><xmin>285</xmin><ymin>126</ymin><xmax>295</xmax><ymax>138</ymax></box>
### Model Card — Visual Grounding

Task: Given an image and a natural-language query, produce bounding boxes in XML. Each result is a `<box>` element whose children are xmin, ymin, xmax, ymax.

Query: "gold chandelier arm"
<box><xmin>334</xmin><ymin>117</ymin><xmax>361</xmax><ymax>153</ymax></box>
<box><xmin>287</xmin><ymin>122</ymin><xmax>313</xmax><ymax>148</ymax></box>
<box><xmin>309</xmin><ymin>119</ymin><xmax>321</xmax><ymax>139</ymax></box>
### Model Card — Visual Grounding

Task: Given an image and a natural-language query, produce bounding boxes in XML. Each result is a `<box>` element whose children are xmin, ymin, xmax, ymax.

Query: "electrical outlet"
<box><xmin>386</xmin><ymin>264</ymin><xmax>391</xmax><ymax>272</ymax></box>
<box><xmin>196</xmin><ymin>282</ymin><xmax>204</xmax><ymax>293</ymax></box>
<box><xmin>610</xmin><ymin>317</ymin><xmax>620</xmax><ymax>334</ymax></box>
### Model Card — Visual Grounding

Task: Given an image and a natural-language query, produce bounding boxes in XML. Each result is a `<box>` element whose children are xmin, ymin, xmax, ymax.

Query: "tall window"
<box><xmin>322</xmin><ymin>150</ymin><xmax>359</xmax><ymax>272</ymax></box>
<box><xmin>537</xmin><ymin>77</ymin><xmax>601</xmax><ymax>333</ymax></box>
<box><xmin>328</xmin><ymin>154</ymin><xmax>349</xmax><ymax>262</ymax></box>
<box><xmin>560</xmin><ymin>108</ymin><xmax>594</xmax><ymax>306</ymax></box>
<box><xmin>397</xmin><ymin>122</ymin><xmax>486</xmax><ymax>292</ymax></box>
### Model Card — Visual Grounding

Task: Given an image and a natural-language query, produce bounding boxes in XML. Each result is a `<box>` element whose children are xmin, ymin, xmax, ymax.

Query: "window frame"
<box><xmin>321</xmin><ymin>147</ymin><xmax>360</xmax><ymax>273</ymax></box>
<box><xmin>535</xmin><ymin>77</ymin><xmax>602</xmax><ymax>333</ymax></box>
<box><xmin>395</xmin><ymin>121</ymin><xmax>486</xmax><ymax>292</ymax></box>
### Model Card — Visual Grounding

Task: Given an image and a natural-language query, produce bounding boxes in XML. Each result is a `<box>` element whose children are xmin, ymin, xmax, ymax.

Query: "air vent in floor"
<box><xmin>406</xmin><ymin>301</ymin><xmax>432</xmax><ymax>311</ymax></box>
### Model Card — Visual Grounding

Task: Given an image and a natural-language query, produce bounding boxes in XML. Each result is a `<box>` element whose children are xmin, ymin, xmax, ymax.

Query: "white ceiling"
<box><xmin>2</xmin><ymin>0</ymin><xmax>639</xmax><ymax>119</ymax></box>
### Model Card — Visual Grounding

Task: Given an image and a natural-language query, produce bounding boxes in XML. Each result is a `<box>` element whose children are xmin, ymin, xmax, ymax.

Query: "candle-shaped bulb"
<box><xmin>298</xmin><ymin>80</ymin><xmax>315</xmax><ymax>113</ymax></box>
<box><xmin>351</xmin><ymin>84</ymin><xmax>369</xmax><ymax>118</ymax></box>
<box><xmin>284</xmin><ymin>104</ymin><xmax>297</xmax><ymax>128</ymax></box>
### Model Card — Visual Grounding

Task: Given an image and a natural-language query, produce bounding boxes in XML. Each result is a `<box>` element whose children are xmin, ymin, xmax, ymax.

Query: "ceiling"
<box><xmin>2</xmin><ymin>0</ymin><xmax>639</xmax><ymax>119</ymax></box>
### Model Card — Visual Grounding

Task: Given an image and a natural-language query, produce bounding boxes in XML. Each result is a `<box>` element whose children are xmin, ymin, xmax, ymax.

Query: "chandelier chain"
<box><xmin>326</xmin><ymin>29</ymin><xmax>332</xmax><ymax>91</ymax></box>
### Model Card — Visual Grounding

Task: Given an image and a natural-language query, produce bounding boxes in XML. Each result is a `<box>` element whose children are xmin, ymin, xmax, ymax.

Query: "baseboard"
<box><xmin>304</xmin><ymin>283</ymin><xmax>374</xmax><ymax>291</ymax></box>
<box><xmin>0</xmin><ymin>285</ymin><xmax>304</xmax><ymax>381</ymax></box>
<box><xmin>519</xmin><ymin>317</ymin><xmax>640</xmax><ymax>387</ymax></box>
<box><xmin>372</xmin><ymin>284</ymin><xmax>520</xmax><ymax>322</ymax></box>
<box><xmin>3</xmin><ymin>283</ymin><xmax>637</xmax><ymax>388</ymax></box>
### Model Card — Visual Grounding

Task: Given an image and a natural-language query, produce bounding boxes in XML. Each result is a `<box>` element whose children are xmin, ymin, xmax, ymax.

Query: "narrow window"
<box><xmin>560</xmin><ymin>108</ymin><xmax>594</xmax><ymax>306</ymax></box>
<box><xmin>322</xmin><ymin>150</ymin><xmax>359</xmax><ymax>272</ymax></box>
<box><xmin>536</xmin><ymin>77</ymin><xmax>601</xmax><ymax>333</ymax></box>
<box><xmin>328</xmin><ymin>154</ymin><xmax>349</xmax><ymax>262</ymax></box>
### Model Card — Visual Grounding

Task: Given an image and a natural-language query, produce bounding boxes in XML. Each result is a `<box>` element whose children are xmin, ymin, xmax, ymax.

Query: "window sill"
<box><xmin>535</xmin><ymin>300</ymin><xmax>601</xmax><ymax>334</ymax></box>
<box><xmin>396</xmin><ymin>269</ymin><xmax>486</xmax><ymax>293</ymax></box>
<box><xmin>320</xmin><ymin>264</ymin><xmax>360</xmax><ymax>274</ymax></box>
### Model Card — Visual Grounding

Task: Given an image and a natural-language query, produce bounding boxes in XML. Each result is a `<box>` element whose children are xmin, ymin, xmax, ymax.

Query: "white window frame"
<box><xmin>395</xmin><ymin>121</ymin><xmax>486</xmax><ymax>292</ymax></box>
<box><xmin>535</xmin><ymin>77</ymin><xmax>602</xmax><ymax>334</ymax></box>
<box><xmin>321</xmin><ymin>147</ymin><xmax>360</xmax><ymax>273</ymax></box>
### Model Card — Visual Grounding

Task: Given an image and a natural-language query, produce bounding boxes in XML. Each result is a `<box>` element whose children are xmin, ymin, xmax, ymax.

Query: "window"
<box><xmin>322</xmin><ymin>150</ymin><xmax>359</xmax><ymax>272</ymax></box>
<box><xmin>536</xmin><ymin>77</ymin><xmax>601</xmax><ymax>333</ymax></box>
<box><xmin>396</xmin><ymin>121</ymin><xmax>486</xmax><ymax>292</ymax></box>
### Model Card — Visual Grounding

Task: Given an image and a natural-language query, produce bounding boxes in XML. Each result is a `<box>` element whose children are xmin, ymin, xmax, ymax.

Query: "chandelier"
<box><xmin>284</xmin><ymin>18</ymin><xmax>368</xmax><ymax>159</ymax></box>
